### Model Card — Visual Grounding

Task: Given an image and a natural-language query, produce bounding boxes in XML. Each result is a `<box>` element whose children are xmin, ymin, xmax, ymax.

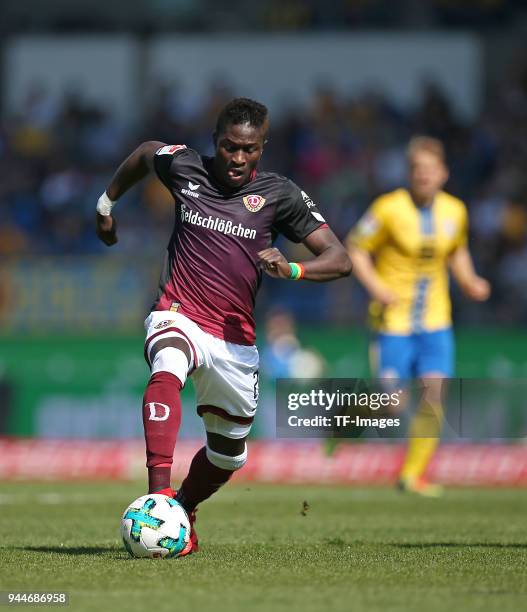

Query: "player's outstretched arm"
<box><xmin>95</xmin><ymin>140</ymin><xmax>165</xmax><ymax>246</ymax></box>
<box><xmin>257</xmin><ymin>227</ymin><xmax>352</xmax><ymax>282</ymax></box>
<box><xmin>449</xmin><ymin>245</ymin><xmax>491</xmax><ymax>301</ymax></box>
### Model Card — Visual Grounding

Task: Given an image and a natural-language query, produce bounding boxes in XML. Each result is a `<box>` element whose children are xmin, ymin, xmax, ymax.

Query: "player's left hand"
<box><xmin>463</xmin><ymin>275</ymin><xmax>491</xmax><ymax>301</ymax></box>
<box><xmin>96</xmin><ymin>213</ymin><xmax>118</xmax><ymax>246</ymax></box>
<box><xmin>257</xmin><ymin>247</ymin><xmax>291</xmax><ymax>279</ymax></box>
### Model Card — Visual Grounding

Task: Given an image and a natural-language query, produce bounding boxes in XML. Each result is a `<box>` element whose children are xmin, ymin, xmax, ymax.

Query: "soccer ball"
<box><xmin>120</xmin><ymin>494</ymin><xmax>191</xmax><ymax>558</ymax></box>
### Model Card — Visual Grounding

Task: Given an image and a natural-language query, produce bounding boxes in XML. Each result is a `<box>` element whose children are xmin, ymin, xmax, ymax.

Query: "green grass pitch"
<box><xmin>0</xmin><ymin>482</ymin><xmax>526</xmax><ymax>612</ymax></box>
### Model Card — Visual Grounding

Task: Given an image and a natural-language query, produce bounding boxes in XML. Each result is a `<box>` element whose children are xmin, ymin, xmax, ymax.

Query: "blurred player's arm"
<box><xmin>344</xmin><ymin>197</ymin><xmax>397</xmax><ymax>305</ymax></box>
<box><xmin>346</xmin><ymin>243</ymin><xmax>397</xmax><ymax>305</ymax></box>
<box><xmin>258</xmin><ymin>226</ymin><xmax>351</xmax><ymax>281</ymax></box>
<box><xmin>447</xmin><ymin>204</ymin><xmax>490</xmax><ymax>301</ymax></box>
<box><xmin>449</xmin><ymin>246</ymin><xmax>490</xmax><ymax>301</ymax></box>
<box><xmin>96</xmin><ymin>140</ymin><xmax>165</xmax><ymax>246</ymax></box>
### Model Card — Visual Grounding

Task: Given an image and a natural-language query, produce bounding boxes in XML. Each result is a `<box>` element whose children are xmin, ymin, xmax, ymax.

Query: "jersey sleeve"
<box><xmin>153</xmin><ymin>144</ymin><xmax>188</xmax><ymax>189</ymax></box>
<box><xmin>452</xmin><ymin>201</ymin><xmax>469</xmax><ymax>249</ymax></box>
<box><xmin>348</xmin><ymin>196</ymin><xmax>390</xmax><ymax>253</ymax></box>
<box><xmin>271</xmin><ymin>181</ymin><xmax>327</xmax><ymax>243</ymax></box>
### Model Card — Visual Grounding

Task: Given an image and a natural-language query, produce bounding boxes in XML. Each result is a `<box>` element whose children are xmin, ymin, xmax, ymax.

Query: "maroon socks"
<box><xmin>142</xmin><ymin>371</ymin><xmax>234</xmax><ymax>507</ymax></box>
<box><xmin>143</xmin><ymin>371</ymin><xmax>183</xmax><ymax>493</ymax></box>
<box><xmin>175</xmin><ymin>446</ymin><xmax>233</xmax><ymax>513</ymax></box>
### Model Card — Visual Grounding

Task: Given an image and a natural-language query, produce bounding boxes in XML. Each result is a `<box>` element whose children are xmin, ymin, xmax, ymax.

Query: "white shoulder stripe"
<box><xmin>311</xmin><ymin>211</ymin><xmax>326</xmax><ymax>223</ymax></box>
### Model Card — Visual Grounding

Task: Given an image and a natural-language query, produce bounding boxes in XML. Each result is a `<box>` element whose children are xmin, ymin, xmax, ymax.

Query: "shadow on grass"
<box><xmin>322</xmin><ymin>539</ymin><xmax>527</xmax><ymax>550</ymax></box>
<box><xmin>16</xmin><ymin>545</ymin><xmax>123</xmax><ymax>555</ymax></box>
<box><xmin>393</xmin><ymin>542</ymin><xmax>527</xmax><ymax>549</ymax></box>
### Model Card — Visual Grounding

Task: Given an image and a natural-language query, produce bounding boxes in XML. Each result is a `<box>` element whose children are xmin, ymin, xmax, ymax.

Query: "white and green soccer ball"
<box><xmin>120</xmin><ymin>494</ymin><xmax>191</xmax><ymax>558</ymax></box>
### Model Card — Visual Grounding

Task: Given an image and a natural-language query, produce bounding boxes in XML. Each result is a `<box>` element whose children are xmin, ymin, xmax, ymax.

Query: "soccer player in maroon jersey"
<box><xmin>96</xmin><ymin>98</ymin><xmax>351</xmax><ymax>554</ymax></box>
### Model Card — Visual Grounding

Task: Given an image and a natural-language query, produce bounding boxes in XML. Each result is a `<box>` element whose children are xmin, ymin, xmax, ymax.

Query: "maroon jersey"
<box><xmin>152</xmin><ymin>144</ymin><xmax>327</xmax><ymax>345</ymax></box>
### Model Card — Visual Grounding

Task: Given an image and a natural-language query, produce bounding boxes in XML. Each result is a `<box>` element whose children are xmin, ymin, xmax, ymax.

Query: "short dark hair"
<box><xmin>215</xmin><ymin>98</ymin><xmax>268</xmax><ymax>135</ymax></box>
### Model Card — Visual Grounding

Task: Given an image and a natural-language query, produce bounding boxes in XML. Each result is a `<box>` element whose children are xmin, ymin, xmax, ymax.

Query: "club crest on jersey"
<box><xmin>243</xmin><ymin>194</ymin><xmax>266</xmax><ymax>213</ymax></box>
<box><xmin>357</xmin><ymin>214</ymin><xmax>379</xmax><ymax>236</ymax></box>
<box><xmin>154</xmin><ymin>320</ymin><xmax>175</xmax><ymax>330</ymax></box>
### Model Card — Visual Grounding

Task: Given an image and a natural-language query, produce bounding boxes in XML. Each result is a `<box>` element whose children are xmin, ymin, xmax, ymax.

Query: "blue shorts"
<box><xmin>374</xmin><ymin>328</ymin><xmax>454</xmax><ymax>378</ymax></box>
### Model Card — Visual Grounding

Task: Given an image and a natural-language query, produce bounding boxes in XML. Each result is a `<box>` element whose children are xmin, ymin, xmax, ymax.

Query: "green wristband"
<box><xmin>289</xmin><ymin>262</ymin><xmax>302</xmax><ymax>280</ymax></box>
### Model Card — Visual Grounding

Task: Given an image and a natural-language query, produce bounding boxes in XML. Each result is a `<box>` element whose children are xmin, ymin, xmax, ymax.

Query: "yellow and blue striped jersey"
<box><xmin>349</xmin><ymin>188</ymin><xmax>468</xmax><ymax>334</ymax></box>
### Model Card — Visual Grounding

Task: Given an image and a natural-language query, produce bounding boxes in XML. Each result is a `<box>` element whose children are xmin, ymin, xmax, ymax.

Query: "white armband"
<box><xmin>96</xmin><ymin>192</ymin><xmax>116</xmax><ymax>216</ymax></box>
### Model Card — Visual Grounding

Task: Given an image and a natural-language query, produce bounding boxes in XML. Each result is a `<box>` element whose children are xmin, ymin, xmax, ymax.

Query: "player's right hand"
<box><xmin>257</xmin><ymin>247</ymin><xmax>291</xmax><ymax>279</ymax></box>
<box><xmin>96</xmin><ymin>213</ymin><xmax>118</xmax><ymax>246</ymax></box>
<box><xmin>372</xmin><ymin>285</ymin><xmax>398</xmax><ymax>306</ymax></box>
<box><xmin>462</xmin><ymin>275</ymin><xmax>491</xmax><ymax>302</ymax></box>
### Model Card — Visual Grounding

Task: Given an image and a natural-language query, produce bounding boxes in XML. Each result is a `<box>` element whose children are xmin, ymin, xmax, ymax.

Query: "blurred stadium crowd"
<box><xmin>1</xmin><ymin>0</ymin><xmax>524</xmax><ymax>32</ymax></box>
<box><xmin>1</xmin><ymin>53</ymin><xmax>527</xmax><ymax>325</ymax></box>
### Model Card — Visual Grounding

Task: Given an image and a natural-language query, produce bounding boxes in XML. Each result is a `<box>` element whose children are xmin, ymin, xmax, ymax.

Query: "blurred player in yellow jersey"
<box><xmin>347</xmin><ymin>136</ymin><xmax>490</xmax><ymax>496</ymax></box>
